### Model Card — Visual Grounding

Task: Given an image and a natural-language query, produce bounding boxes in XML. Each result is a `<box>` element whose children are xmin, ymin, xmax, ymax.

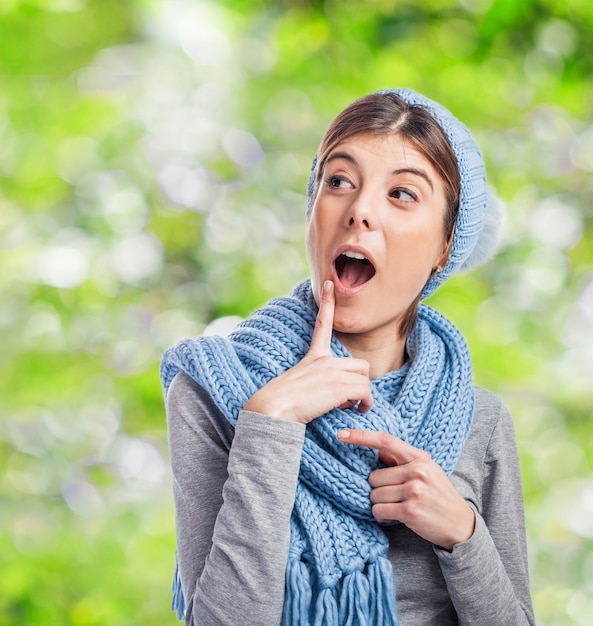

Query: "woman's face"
<box><xmin>306</xmin><ymin>132</ymin><xmax>449</xmax><ymax>343</ymax></box>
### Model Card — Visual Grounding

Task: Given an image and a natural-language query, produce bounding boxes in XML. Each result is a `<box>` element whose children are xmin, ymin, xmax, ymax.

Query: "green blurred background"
<box><xmin>1</xmin><ymin>0</ymin><xmax>592</xmax><ymax>624</ymax></box>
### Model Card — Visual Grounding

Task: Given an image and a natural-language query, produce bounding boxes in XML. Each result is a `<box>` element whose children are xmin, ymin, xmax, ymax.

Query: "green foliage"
<box><xmin>1</xmin><ymin>0</ymin><xmax>593</xmax><ymax>624</ymax></box>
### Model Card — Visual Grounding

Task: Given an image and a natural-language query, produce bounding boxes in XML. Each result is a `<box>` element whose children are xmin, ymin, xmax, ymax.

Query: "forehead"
<box><xmin>327</xmin><ymin>133</ymin><xmax>434</xmax><ymax>169</ymax></box>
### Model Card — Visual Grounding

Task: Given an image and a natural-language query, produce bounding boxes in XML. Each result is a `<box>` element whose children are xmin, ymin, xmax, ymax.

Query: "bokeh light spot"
<box><xmin>109</xmin><ymin>233</ymin><xmax>163</xmax><ymax>285</ymax></box>
<box><xmin>62</xmin><ymin>479</ymin><xmax>104</xmax><ymax>516</ymax></box>
<box><xmin>37</xmin><ymin>245</ymin><xmax>89</xmax><ymax>288</ymax></box>
<box><xmin>222</xmin><ymin>128</ymin><xmax>264</xmax><ymax>168</ymax></box>
<box><xmin>158</xmin><ymin>164</ymin><xmax>215</xmax><ymax>211</ymax></box>
<box><xmin>178</xmin><ymin>7</ymin><xmax>231</xmax><ymax>67</ymax></box>
<box><xmin>570</xmin><ymin>127</ymin><xmax>593</xmax><ymax>172</ymax></box>
<box><xmin>529</xmin><ymin>197</ymin><xmax>583</xmax><ymax>249</ymax></box>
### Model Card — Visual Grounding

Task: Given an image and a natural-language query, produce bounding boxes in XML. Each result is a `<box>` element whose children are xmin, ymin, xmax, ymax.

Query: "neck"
<box><xmin>334</xmin><ymin>330</ymin><xmax>407</xmax><ymax>379</ymax></box>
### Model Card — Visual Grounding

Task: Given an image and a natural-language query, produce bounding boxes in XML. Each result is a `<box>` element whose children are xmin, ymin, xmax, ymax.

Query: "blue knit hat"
<box><xmin>307</xmin><ymin>88</ymin><xmax>503</xmax><ymax>299</ymax></box>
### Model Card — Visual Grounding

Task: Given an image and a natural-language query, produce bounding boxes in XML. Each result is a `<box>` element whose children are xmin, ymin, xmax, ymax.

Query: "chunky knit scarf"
<box><xmin>161</xmin><ymin>280</ymin><xmax>475</xmax><ymax>625</ymax></box>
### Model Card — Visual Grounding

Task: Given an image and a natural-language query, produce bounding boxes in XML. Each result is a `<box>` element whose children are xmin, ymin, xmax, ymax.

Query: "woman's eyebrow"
<box><xmin>392</xmin><ymin>167</ymin><xmax>434</xmax><ymax>191</ymax></box>
<box><xmin>325</xmin><ymin>151</ymin><xmax>358</xmax><ymax>166</ymax></box>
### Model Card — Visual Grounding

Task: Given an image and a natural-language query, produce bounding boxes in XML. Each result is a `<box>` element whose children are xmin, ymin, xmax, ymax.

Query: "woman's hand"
<box><xmin>243</xmin><ymin>280</ymin><xmax>374</xmax><ymax>425</ymax></box>
<box><xmin>338</xmin><ymin>429</ymin><xmax>475</xmax><ymax>551</ymax></box>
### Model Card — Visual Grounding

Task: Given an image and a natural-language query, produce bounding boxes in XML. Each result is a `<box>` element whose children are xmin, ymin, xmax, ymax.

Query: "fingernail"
<box><xmin>323</xmin><ymin>280</ymin><xmax>333</xmax><ymax>292</ymax></box>
<box><xmin>338</xmin><ymin>429</ymin><xmax>350</xmax><ymax>440</ymax></box>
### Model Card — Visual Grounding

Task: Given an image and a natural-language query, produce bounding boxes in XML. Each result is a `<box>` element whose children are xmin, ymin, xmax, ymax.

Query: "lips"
<box><xmin>333</xmin><ymin>247</ymin><xmax>376</xmax><ymax>290</ymax></box>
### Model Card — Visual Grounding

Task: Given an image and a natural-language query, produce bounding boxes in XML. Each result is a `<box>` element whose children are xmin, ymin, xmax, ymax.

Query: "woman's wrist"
<box><xmin>439</xmin><ymin>506</ymin><xmax>476</xmax><ymax>552</ymax></box>
<box><xmin>243</xmin><ymin>388</ymin><xmax>297</xmax><ymax>423</ymax></box>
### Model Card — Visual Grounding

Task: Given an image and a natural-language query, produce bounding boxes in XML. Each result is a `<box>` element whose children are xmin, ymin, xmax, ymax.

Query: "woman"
<box><xmin>161</xmin><ymin>89</ymin><xmax>535</xmax><ymax>625</ymax></box>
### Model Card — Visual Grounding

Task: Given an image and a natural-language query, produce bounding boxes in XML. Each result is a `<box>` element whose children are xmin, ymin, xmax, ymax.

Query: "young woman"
<box><xmin>161</xmin><ymin>89</ymin><xmax>535</xmax><ymax>625</ymax></box>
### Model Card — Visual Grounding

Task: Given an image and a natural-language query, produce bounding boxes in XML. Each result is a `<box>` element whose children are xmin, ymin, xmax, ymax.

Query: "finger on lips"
<box><xmin>309</xmin><ymin>280</ymin><xmax>335</xmax><ymax>356</ymax></box>
<box><xmin>309</xmin><ymin>280</ymin><xmax>374</xmax><ymax>413</ymax></box>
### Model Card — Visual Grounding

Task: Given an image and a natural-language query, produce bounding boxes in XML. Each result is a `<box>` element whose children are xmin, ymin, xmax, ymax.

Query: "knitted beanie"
<box><xmin>307</xmin><ymin>88</ymin><xmax>503</xmax><ymax>299</ymax></box>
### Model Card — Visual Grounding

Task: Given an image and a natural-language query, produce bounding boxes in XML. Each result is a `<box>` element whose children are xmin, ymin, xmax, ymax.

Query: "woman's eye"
<box><xmin>391</xmin><ymin>188</ymin><xmax>416</xmax><ymax>201</ymax></box>
<box><xmin>325</xmin><ymin>175</ymin><xmax>352</xmax><ymax>189</ymax></box>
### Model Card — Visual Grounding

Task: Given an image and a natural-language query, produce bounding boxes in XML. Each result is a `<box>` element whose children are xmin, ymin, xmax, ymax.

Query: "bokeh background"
<box><xmin>1</xmin><ymin>0</ymin><xmax>592</xmax><ymax>624</ymax></box>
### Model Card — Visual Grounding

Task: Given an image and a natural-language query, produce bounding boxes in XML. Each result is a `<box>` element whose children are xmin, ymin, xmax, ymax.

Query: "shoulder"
<box><xmin>454</xmin><ymin>386</ymin><xmax>509</xmax><ymax>473</ymax></box>
<box><xmin>168</xmin><ymin>369</ymin><xmax>217</xmax><ymax>409</ymax></box>
<box><xmin>166</xmin><ymin>370</ymin><xmax>235</xmax><ymax>450</ymax></box>
<box><xmin>473</xmin><ymin>386</ymin><xmax>505</xmax><ymax>417</ymax></box>
<box><xmin>471</xmin><ymin>386</ymin><xmax>517</xmax><ymax>449</ymax></box>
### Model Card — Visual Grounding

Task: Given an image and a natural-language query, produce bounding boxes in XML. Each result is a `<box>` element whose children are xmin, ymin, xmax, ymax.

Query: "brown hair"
<box><xmin>311</xmin><ymin>92</ymin><xmax>460</xmax><ymax>338</ymax></box>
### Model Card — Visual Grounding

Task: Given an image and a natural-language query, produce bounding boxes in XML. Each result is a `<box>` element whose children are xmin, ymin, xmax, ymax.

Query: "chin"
<box><xmin>332</xmin><ymin>314</ymin><xmax>366</xmax><ymax>335</ymax></box>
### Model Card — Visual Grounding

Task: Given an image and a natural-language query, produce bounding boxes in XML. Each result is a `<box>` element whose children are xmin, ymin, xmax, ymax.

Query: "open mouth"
<box><xmin>334</xmin><ymin>251</ymin><xmax>376</xmax><ymax>288</ymax></box>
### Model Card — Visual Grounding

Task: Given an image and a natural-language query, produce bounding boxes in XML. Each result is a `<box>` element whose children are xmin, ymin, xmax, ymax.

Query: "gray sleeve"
<box><xmin>435</xmin><ymin>391</ymin><xmax>535</xmax><ymax>625</ymax></box>
<box><xmin>166</xmin><ymin>371</ymin><xmax>306</xmax><ymax>626</ymax></box>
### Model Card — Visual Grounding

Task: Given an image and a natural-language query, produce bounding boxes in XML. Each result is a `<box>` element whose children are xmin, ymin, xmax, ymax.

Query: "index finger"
<box><xmin>309</xmin><ymin>280</ymin><xmax>335</xmax><ymax>356</ymax></box>
<box><xmin>337</xmin><ymin>429</ymin><xmax>419</xmax><ymax>465</ymax></box>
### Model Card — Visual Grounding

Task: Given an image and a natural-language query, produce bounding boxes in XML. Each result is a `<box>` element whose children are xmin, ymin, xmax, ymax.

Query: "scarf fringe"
<box><xmin>283</xmin><ymin>557</ymin><xmax>399</xmax><ymax>626</ymax></box>
<box><xmin>339</xmin><ymin>569</ymin><xmax>370</xmax><ymax>625</ymax></box>
<box><xmin>368</xmin><ymin>557</ymin><xmax>399</xmax><ymax>625</ymax></box>
<box><xmin>313</xmin><ymin>587</ymin><xmax>339</xmax><ymax>625</ymax></box>
<box><xmin>283</xmin><ymin>558</ymin><xmax>312</xmax><ymax>626</ymax></box>
<box><xmin>171</xmin><ymin>559</ymin><xmax>185</xmax><ymax>620</ymax></box>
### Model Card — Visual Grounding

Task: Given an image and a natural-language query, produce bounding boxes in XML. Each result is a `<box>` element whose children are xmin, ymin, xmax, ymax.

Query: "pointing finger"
<box><xmin>309</xmin><ymin>280</ymin><xmax>335</xmax><ymax>356</ymax></box>
<box><xmin>337</xmin><ymin>429</ymin><xmax>420</xmax><ymax>465</ymax></box>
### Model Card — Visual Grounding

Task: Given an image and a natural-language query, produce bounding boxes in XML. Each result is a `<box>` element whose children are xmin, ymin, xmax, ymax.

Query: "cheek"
<box><xmin>305</xmin><ymin>223</ymin><xmax>317</xmax><ymax>265</ymax></box>
<box><xmin>403</xmin><ymin>220</ymin><xmax>447</xmax><ymax>263</ymax></box>
<box><xmin>388</xmin><ymin>229</ymin><xmax>445</xmax><ymax>288</ymax></box>
<box><xmin>305</xmin><ymin>208</ymin><xmax>329</xmax><ymax>260</ymax></box>
<box><xmin>305</xmin><ymin>223</ymin><xmax>322</xmax><ymax>281</ymax></box>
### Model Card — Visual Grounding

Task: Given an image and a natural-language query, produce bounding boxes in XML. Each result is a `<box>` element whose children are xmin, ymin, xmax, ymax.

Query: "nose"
<box><xmin>345</xmin><ymin>190</ymin><xmax>376</xmax><ymax>230</ymax></box>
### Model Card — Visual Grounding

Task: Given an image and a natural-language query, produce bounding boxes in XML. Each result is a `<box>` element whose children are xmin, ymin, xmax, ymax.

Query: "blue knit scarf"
<box><xmin>160</xmin><ymin>280</ymin><xmax>475</xmax><ymax>625</ymax></box>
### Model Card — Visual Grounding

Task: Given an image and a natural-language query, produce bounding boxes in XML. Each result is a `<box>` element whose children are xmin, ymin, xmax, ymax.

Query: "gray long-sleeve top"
<box><xmin>166</xmin><ymin>371</ymin><xmax>535</xmax><ymax>625</ymax></box>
